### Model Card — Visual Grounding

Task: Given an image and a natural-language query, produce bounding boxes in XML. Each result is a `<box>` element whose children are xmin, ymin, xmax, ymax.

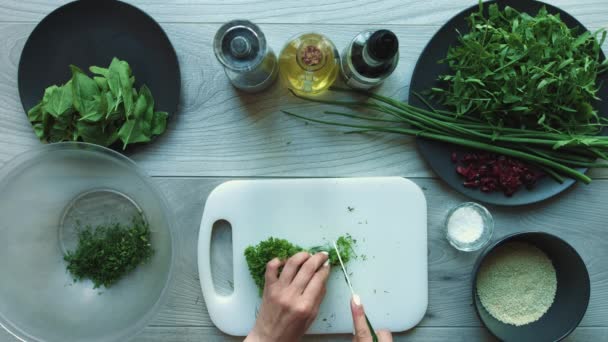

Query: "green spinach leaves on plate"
<box><xmin>27</xmin><ymin>58</ymin><xmax>168</xmax><ymax>149</ymax></box>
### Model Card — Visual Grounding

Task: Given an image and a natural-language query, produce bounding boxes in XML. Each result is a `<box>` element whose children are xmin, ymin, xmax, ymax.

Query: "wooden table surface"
<box><xmin>1</xmin><ymin>0</ymin><xmax>608</xmax><ymax>341</ymax></box>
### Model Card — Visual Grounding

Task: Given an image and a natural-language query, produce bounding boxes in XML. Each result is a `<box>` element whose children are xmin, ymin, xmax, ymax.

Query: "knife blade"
<box><xmin>333</xmin><ymin>240</ymin><xmax>355</xmax><ymax>296</ymax></box>
<box><xmin>333</xmin><ymin>240</ymin><xmax>378</xmax><ymax>342</ymax></box>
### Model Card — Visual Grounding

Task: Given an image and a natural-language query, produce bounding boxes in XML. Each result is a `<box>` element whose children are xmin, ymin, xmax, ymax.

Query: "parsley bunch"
<box><xmin>432</xmin><ymin>2</ymin><xmax>608</xmax><ymax>134</ymax></box>
<box><xmin>244</xmin><ymin>235</ymin><xmax>355</xmax><ymax>295</ymax></box>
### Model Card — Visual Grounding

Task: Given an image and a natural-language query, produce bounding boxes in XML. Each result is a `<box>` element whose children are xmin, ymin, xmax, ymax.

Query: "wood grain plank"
<box><xmin>2</xmin><ymin>22</ymin><xmax>608</xmax><ymax>179</ymax></box>
<box><xmin>136</xmin><ymin>325</ymin><xmax>608</xmax><ymax>342</ymax></box>
<box><xmin>144</xmin><ymin>177</ymin><xmax>608</xmax><ymax>328</ymax></box>
<box><xmin>0</xmin><ymin>1</ymin><xmax>606</xmax><ymax>341</ymax></box>
<box><xmin>2</xmin><ymin>325</ymin><xmax>606</xmax><ymax>342</ymax></box>
<box><xmin>131</xmin><ymin>326</ymin><xmax>608</xmax><ymax>342</ymax></box>
<box><xmin>0</xmin><ymin>22</ymin><xmax>435</xmax><ymax>177</ymax></box>
<box><xmin>1</xmin><ymin>0</ymin><xmax>607</xmax><ymax>28</ymax></box>
<box><xmin>134</xmin><ymin>326</ymin><xmax>497</xmax><ymax>341</ymax></box>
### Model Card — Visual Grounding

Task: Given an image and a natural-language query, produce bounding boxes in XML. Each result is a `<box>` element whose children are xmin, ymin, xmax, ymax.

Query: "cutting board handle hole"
<box><xmin>211</xmin><ymin>219</ymin><xmax>235</xmax><ymax>296</ymax></box>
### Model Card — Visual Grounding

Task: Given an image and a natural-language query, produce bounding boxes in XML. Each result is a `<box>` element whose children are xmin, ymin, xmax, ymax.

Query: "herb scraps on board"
<box><xmin>476</xmin><ymin>242</ymin><xmax>557</xmax><ymax>326</ymax></box>
<box><xmin>27</xmin><ymin>57</ymin><xmax>168</xmax><ymax>150</ymax></box>
<box><xmin>244</xmin><ymin>235</ymin><xmax>355</xmax><ymax>295</ymax></box>
<box><xmin>431</xmin><ymin>2</ymin><xmax>608</xmax><ymax>135</ymax></box>
<box><xmin>64</xmin><ymin>216</ymin><xmax>154</xmax><ymax>289</ymax></box>
<box><xmin>453</xmin><ymin>152</ymin><xmax>544</xmax><ymax>196</ymax></box>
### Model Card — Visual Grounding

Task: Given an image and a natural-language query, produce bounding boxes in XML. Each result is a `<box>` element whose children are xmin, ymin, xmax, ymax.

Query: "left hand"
<box><xmin>245</xmin><ymin>251</ymin><xmax>331</xmax><ymax>342</ymax></box>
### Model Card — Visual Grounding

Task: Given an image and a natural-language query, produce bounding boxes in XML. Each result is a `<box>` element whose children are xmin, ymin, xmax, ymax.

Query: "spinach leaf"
<box><xmin>94</xmin><ymin>77</ymin><xmax>109</xmax><ymax>92</ymax></box>
<box><xmin>76</xmin><ymin>120</ymin><xmax>117</xmax><ymax>146</ymax></box>
<box><xmin>26</xmin><ymin>58</ymin><xmax>168</xmax><ymax>149</ymax></box>
<box><xmin>106</xmin><ymin>60</ymin><xmax>122</xmax><ymax>99</ymax></box>
<box><xmin>70</xmin><ymin>65</ymin><xmax>99</xmax><ymax>114</ymax></box>
<box><xmin>32</xmin><ymin>123</ymin><xmax>45</xmax><ymax>139</ymax></box>
<box><xmin>48</xmin><ymin>112</ymin><xmax>75</xmax><ymax>143</ymax></box>
<box><xmin>152</xmin><ymin>111</ymin><xmax>168</xmax><ymax>136</ymax></box>
<box><xmin>42</xmin><ymin>82</ymin><xmax>73</xmax><ymax>118</ymax></box>
<box><xmin>89</xmin><ymin>66</ymin><xmax>109</xmax><ymax>77</ymax></box>
<box><xmin>27</xmin><ymin>102</ymin><xmax>44</xmax><ymax>122</ymax></box>
<box><xmin>108</xmin><ymin>58</ymin><xmax>134</xmax><ymax>118</ymax></box>
<box><xmin>79</xmin><ymin>94</ymin><xmax>107</xmax><ymax>123</ymax></box>
<box><xmin>118</xmin><ymin>90</ymin><xmax>151</xmax><ymax>148</ymax></box>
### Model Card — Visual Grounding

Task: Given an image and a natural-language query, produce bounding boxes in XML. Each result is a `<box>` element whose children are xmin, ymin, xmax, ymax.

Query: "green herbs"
<box><xmin>283</xmin><ymin>3</ymin><xmax>608</xmax><ymax>191</ymax></box>
<box><xmin>64</xmin><ymin>217</ymin><xmax>154</xmax><ymax>289</ymax></box>
<box><xmin>27</xmin><ymin>58</ymin><xmax>168</xmax><ymax>149</ymax></box>
<box><xmin>310</xmin><ymin>235</ymin><xmax>355</xmax><ymax>266</ymax></box>
<box><xmin>431</xmin><ymin>2</ymin><xmax>608</xmax><ymax>134</ymax></box>
<box><xmin>283</xmin><ymin>86</ymin><xmax>608</xmax><ymax>185</ymax></box>
<box><xmin>244</xmin><ymin>235</ymin><xmax>355</xmax><ymax>295</ymax></box>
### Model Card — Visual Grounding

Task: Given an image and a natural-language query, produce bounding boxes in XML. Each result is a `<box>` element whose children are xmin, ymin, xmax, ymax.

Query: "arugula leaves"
<box><xmin>27</xmin><ymin>57</ymin><xmax>168</xmax><ymax>149</ymax></box>
<box><xmin>432</xmin><ymin>2</ymin><xmax>608</xmax><ymax>135</ymax></box>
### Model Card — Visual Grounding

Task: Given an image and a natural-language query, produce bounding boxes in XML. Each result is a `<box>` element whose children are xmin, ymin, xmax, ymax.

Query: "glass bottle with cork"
<box><xmin>341</xmin><ymin>29</ymin><xmax>399</xmax><ymax>89</ymax></box>
<box><xmin>279</xmin><ymin>33</ymin><xmax>340</xmax><ymax>95</ymax></box>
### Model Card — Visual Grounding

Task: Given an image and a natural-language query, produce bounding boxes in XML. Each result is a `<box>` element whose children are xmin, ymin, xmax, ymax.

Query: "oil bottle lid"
<box><xmin>214</xmin><ymin>20</ymin><xmax>267</xmax><ymax>72</ymax></box>
<box><xmin>368</xmin><ymin>30</ymin><xmax>398</xmax><ymax>61</ymax></box>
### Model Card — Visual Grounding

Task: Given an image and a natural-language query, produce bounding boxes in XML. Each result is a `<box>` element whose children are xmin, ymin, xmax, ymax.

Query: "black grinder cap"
<box><xmin>368</xmin><ymin>30</ymin><xmax>399</xmax><ymax>61</ymax></box>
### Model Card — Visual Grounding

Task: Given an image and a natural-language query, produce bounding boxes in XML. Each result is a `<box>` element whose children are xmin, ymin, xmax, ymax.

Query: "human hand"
<box><xmin>351</xmin><ymin>294</ymin><xmax>393</xmax><ymax>342</ymax></box>
<box><xmin>245</xmin><ymin>251</ymin><xmax>331</xmax><ymax>342</ymax></box>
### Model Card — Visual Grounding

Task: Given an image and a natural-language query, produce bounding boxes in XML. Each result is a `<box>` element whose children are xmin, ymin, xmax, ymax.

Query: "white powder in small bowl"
<box><xmin>447</xmin><ymin>206</ymin><xmax>484</xmax><ymax>244</ymax></box>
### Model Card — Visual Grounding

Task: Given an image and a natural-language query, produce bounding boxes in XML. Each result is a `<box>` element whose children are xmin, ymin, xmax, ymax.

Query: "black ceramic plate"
<box><xmin>409</xmin><ymin>0</ymin><xmax>608</xmax><ymax>206</ymax></box>
<box><xmin>18</xmin><ymin>0</ymin><xmax>180</xmax><ymax>151</ymax></box>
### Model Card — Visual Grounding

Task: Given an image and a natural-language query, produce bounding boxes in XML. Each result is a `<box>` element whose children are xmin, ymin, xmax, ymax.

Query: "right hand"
<box><xmin>351</xmin><ymin>294</ymin><xmax>393</xmax><ymax>342</ymax></box>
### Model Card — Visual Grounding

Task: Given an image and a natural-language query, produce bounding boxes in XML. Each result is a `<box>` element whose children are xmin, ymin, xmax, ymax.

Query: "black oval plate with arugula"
<box><xmin>409</xmin><ymin>0</ymin><xmax>608</xmax><ymax>206</ymax></box>
<box><xmin>18</xmin><ymin>0</ymin><xmax>180</xmax><ymax>152</ymax></box>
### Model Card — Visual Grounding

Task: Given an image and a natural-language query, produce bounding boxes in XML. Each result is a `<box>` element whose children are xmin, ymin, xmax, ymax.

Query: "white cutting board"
<box><xmin>198</xmin><ymin>177</ymin><xmax>427</xmax><ymax>336</ymax></box>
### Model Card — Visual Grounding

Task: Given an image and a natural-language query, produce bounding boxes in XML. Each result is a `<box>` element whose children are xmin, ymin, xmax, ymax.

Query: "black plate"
<box><xmin>18</xmin><ymin>0</ymin><xmax>180</xmax><ymax>151</ymax></box>
<box><xmin>472</xmin><ymin>232</ymin><xmax>590</xmax><ymax>341</ymax></box>
<box><xmin>409</xmin><ymin>0</ymin><xmax>608</xmax><ymax>206</ymax></box>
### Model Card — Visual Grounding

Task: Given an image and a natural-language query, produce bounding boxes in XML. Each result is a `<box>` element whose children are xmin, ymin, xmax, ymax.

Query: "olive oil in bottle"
<box><xmin>279</xmin><ymin>33</ymin><xmax>339</xmax><ymax>94</ymax></box>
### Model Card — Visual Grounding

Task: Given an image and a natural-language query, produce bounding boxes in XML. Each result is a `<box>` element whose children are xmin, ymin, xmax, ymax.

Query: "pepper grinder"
<box><xmin>213</xmin><ymin>20</ymin><xmax>278</xmax><ymax>93</ymax></box>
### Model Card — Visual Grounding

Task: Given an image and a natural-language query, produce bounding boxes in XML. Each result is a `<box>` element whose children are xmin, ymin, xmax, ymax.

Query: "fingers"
<box><xmin>377</xmin><ymin>330</ymin><xmax>393</xmax><ymax>342</ymax></box>
<box><xmin>303</xmin><ymin>258</ymin><xmax>330</xmax><ymax>301</ymax></box>
<box><xmin>278</xmin><ymin>251</ymin><xmax>310</xmax><ymax>285</ymax></box>
<box><xmin>264</xmin><ymin>258</ymin><xmax>283</xmax><ymax>286</ymax></box>
<box><xmin>292</xmin><ymin>252</ymin><xmax>329</xmax><ymax>292</ymax></box>
<box><xmin>351</xmin><ymin>294</ymin><xmax>373</xmax><ymax>341</ymax></box>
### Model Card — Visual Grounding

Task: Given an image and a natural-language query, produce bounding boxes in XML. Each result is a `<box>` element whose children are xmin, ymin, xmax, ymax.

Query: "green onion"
<box><xmin>283</xmin><ymin>87</ymin><xmax>608</xmax><ymax>185</ymax></box>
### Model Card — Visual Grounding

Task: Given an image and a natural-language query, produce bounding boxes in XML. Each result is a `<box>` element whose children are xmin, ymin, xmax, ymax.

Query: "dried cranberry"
<box><xmin>452</xmin><ymin>152</ymin><xmax>544</xmax><ymax>196</ymax></box>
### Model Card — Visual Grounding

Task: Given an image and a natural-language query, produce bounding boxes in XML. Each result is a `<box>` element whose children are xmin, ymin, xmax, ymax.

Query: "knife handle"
<box><xmin>365</xmin><ymin>314</ymin><xmax>378</xmax><ymax>342</ymax></box>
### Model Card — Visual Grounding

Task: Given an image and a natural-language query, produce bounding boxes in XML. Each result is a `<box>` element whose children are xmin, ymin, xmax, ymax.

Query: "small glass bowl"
<box><xmin>444</xmin><ymin>202</ymin><xmax>494</xmax><ymax>252</ymax></box>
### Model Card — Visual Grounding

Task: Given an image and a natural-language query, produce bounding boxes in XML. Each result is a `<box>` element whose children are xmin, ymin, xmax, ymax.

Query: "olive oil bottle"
<box><xmin>279</xmin><ymin>33</ymin><xmax>339</xmax><ymax>95</ymax></box>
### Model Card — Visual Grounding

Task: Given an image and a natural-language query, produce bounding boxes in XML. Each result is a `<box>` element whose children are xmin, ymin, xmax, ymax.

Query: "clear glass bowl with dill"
<box><xmin>0</xmin><ymin>142</ymin><xmax>174</xmax><ymax>342</ymax></box>
<box><xmin>444</xmin><ymin>202</ymin><xmax>494</xmax><ymax>252</ymax></box>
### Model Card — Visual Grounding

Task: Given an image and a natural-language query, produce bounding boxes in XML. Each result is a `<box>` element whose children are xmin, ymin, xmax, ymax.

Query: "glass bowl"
<box><xmin>0</xmin><ymin>143</ymin><xmax>174</xmax><ymax>342</ymax></box>
<box><xmin>444</xmin><ymin>202</ymin><xmax>494</xmax><ymax>252</ymax></box>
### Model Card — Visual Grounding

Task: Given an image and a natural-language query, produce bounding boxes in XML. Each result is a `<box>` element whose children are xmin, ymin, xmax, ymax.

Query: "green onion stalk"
<box><xmin>283</xmin><ymin>88</ymin><xmax>608</xmax><ymax>184</ymax></box>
